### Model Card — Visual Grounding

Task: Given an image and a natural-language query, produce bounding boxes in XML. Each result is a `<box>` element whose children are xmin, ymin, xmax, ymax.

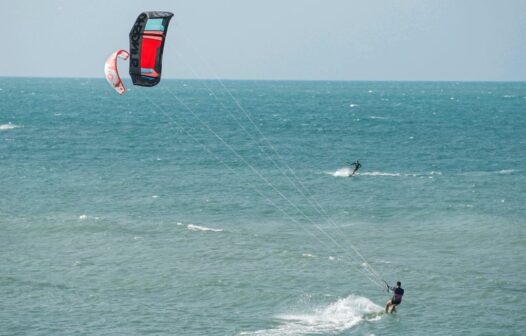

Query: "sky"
<box><xmin>1</xmin><ymin>0</ymin><xmax>525</xmax><ymax>81</ymax></box>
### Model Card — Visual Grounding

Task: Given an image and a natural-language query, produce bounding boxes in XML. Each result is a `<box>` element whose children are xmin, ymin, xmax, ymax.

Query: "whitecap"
<box><xmin>349</xmin><ymin>103</ymin><xmax>359</xmax><ymax>108</ymax></box>
<box><xmin>239</xmin><ymin>295</ymin><xmax>383</xmax><ymax>336</ymax></box>
<box><xmin>78</xmin><ymin>214</ymin><xmax>99</xmax><ymax>220</ymax></box>
<box><xmin>302</xmin><ymin>253</ymin><xmax>315</xmax><ymax>258</ymax></box>
<box><xmin>376</xmin><ymin>259</ymin><xmax>392</xmax><ymax>264</ymax></box>
<box><xmin>0</xmin><ymin>123</ymin><xmax>20</xmax><ymax>131</ymax></box>
<box><xmin>187</xmin><ymin>224</ymin><xmax>223</xmax><ymax>232</ymax></box>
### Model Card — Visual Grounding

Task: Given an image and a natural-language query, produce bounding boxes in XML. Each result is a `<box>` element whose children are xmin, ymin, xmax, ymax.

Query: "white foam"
<box><xmin>302</xmin><ymin>253</ymin><xmax>315</xmax><ymax>258</ymax></box>
<box><xmin>328</xmin><ymin>169</ymin><xmax>404</xmax><ymax>177</ymax></box>
<box><xmin>498</xmin><ymin>169</ymin><xmax>515</xmax><ymax>174</ymax></box>
<box><xmin>187</xmin><ymin>224</ymin><xmax>223</xmax><ymax>232</ymax></box>
<box><xmin>0</xmin><ymin>123</ymin><xmax>20</xmax><ymax>131</ymax></box>
<box><xmin>361</xmin><ymin>171</ymin><xmax>401</xmax><ymax>177</ymax></box>
<box><xmin>329</xmin><ymin>167</ymin><xmax>353</xmax><ymax>177</ymax></box>
<box><xmin>349</xmin><ymin>103</ymin><xmax>360</xmax><ymax>108</ymax></box>
<box><xmin>239</xmin><ymin>295</ymin><xmax>383</xmax><ymax>336</ymax></box>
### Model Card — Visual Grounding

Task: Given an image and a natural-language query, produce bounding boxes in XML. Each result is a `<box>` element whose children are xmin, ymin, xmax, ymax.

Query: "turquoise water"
<box><xmin>1</xmin><ymin>78</ymin><xmax>525</xmax><ymax>335</ymax></box>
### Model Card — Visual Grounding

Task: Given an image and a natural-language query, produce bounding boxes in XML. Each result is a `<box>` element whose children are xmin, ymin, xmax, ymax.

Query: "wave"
<box><xmin>239</xmin><ymin>295</ymin><xmax>383</xmax><ymax>336</ymax></box>
<box><xmin>78</xmin><ymin>214</ymin><xmax>100</xmax><ymax>220</ymax></box>
<box><xmin>187</xmin><ymin>224</ymin><xmax>223</xmax><ymax>232</ymax></box>
<box><xmin>0</xmin><ymin>123</ymin><xmax>20</xmax><ymax>131</ymax></box>
<box><xmin>368</xmin><ymin>115</ymin><xmax>388</xmax><ymax>120</ymax></box>
<box><xmin>461</xmin><ymin>169</ymin><xmax>517</xmax><ymax>176</ymax></box>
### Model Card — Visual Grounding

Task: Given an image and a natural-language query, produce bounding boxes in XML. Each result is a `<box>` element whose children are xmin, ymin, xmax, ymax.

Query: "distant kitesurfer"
<box><xmin>349</xmin><ymin>160</ymin><xmax>361</xmax><ymax>176</ymax></box>
<box><xmin>385</xmin><ymin>281</ymin><xmax>404</xmax><ymax>313</ymax></box>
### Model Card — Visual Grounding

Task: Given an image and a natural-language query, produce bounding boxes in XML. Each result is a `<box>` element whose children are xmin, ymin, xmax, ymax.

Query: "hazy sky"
<box><xmin>1</xmin><ymin>0</ymin><xmax>525</xmax><ymax>81</ymax></box>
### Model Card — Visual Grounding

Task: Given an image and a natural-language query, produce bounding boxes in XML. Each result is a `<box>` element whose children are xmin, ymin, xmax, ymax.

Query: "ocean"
<box><xmin>1</xmin><ymin>78</ymin><xmax>525</xmax><ymax>335</ymax></box>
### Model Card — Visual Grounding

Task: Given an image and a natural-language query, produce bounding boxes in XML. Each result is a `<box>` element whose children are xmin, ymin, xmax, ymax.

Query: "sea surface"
<box><xmin>1</xmin><ymin>78</ymin><xmax>525</xmax><ymax>335</ymax></box>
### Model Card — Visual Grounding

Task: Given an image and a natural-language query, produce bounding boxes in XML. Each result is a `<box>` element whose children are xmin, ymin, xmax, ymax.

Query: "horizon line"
<box><xmin>1</xmin><ymin>75</ymin><xmax>525</xmax><ymax>84</ymax></box>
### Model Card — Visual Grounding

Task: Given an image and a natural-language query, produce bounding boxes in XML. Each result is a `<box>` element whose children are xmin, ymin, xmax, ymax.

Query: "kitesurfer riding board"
<box><xmin>384</xmin><ymin>281</ymin><xmax>404</xmax><ymax>314</ymax></box>
<box><xmin>348</xmin><ymin>160</ymin><xmax>361</xmax><ymax>176</ymax></box>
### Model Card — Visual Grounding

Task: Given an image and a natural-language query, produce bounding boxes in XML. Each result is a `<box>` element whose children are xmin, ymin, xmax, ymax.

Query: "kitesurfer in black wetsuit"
<box><xmin>350</xmin><ymin>160</ymin><xmax>361</xmax><ymax>176</ymax></box>
<box><xmin>385</xmin><ymin>281</ymin><xmax>404</xmax><ymax>313</ymax></box>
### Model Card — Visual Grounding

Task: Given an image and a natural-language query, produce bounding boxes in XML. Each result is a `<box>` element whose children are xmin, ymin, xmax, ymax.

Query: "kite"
<box><xmin>104</xmin><ymin>50</ymin><xmax>129</xmax><ymax>95</ymax></box>
<box><xmin>129</xmin><ymin>11</ymin><xmax>174</xmax><ymax>87</ymax></box>
<box><xmin>104</xmin><ymin>11</ymin><xmax>174</xmax><ymax>94</ymax></box>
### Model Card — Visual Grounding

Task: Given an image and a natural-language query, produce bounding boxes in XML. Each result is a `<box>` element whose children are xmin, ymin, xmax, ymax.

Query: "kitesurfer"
<box><xmin>350</xmin><ymin>160</ymin><xmax>361</xmax><ymax>176</ymax></box>
<box><xmin>385</xmin><ymin>281</ymin><xmax>404</xmax><ymax>313</ymax></box>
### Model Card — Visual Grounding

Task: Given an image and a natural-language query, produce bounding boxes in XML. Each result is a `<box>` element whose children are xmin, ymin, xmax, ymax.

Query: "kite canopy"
<box><xmin>129</xmin><ymin>11</ymin><xmax>174</xmax><ymax>87</ymax></box>
<box><xmin>104</xmin><ymin>50</ymin><xmax>129</xmax><ymax>95</ymax></box>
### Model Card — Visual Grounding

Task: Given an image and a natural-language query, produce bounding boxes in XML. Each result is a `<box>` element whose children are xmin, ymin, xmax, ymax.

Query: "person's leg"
<box><xmin>385</xmin><ymin>300</ymin><xmax>392</xmax><ymax>313</ymax></box>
